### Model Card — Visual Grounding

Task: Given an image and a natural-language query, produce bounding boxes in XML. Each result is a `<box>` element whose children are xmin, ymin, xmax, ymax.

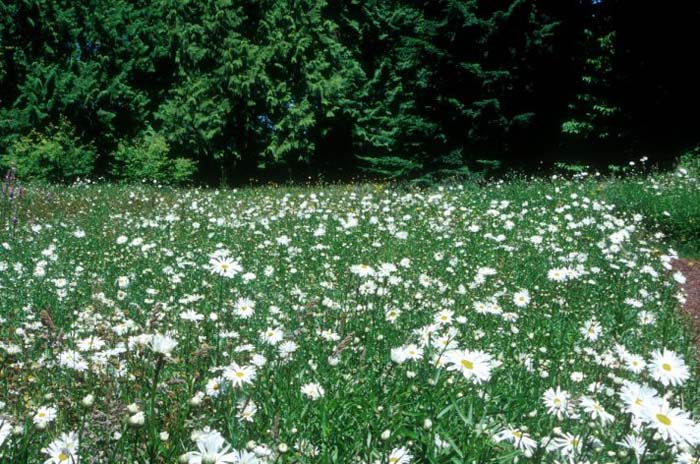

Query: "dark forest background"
<box><xmin>1</xmin><ymin>0</ymin><xmax>698</xmax><ymax>185</ymax></box>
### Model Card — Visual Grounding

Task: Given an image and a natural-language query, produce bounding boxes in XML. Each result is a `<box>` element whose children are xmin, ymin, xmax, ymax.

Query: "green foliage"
<box><xmin>156</xmin><ymin>0</ymin><xmax>362</xmax><ymax>172</ymax></box>
<box><xmin>0</xmin><ymin>119</ymin><xmax>96</xmax><ymax>183</ymax></box>
<box><xmin>1</xmin><ymin>0</ymin><xmax>700</xmax><ymax>183</ymax></box>
<box><xmin>679</xmin><ymin>147</ymin><xmax>700</xmax><ymax>175</ymax></box>
<box><xmin>562</xmin><ymin>8</ymin><xmax>621</xmax><ymax>144</ymax></box>
<box><xmin>351</xmin><ymin>0</ymin><xmax>560</xmax><ymax>179</ymax></box>
<box><xmin>110</xmin><ymin>131</ymin><xmax>195</xmax><ymax>185</ymax></box>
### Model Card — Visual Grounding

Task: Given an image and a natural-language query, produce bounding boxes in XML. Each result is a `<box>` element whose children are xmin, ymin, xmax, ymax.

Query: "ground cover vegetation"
<box><xmin>1</xmin><ymin>156</ymin><xmax>699</xmax><ymax>462</ymax></box>
<box><xmin>1</xmin><ymin>1</ymin><xmax>699</xmax><ymax>184</ymax></box>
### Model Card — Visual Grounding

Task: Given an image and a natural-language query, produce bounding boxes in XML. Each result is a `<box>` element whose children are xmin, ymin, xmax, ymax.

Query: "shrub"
<box><xmin>0</xmin><ymin>119</ymin><xmax>96</xmax><ymax>183</ymax></box>
<box><xmin>679</xmin><ymin>146</ymin><xmax>700</xmax><ymax>175</ymax></box>
<box><xmin>110</xmin><ymin>130</ymin><xmax>196</xmax><ymax>185</ymax></box>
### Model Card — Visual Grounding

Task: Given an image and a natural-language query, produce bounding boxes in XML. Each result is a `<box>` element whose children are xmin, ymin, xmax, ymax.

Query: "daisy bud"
<box><xmin>278</xmin><ymin>443</ymin><xmax>288</xmax><ymax>453</ymax></box>
<box><xmin>381</xmin><ymin>430</ymin><xmax>391</xmax><ymax>441</ymax></box>
<box><xmin>128</xmin><ymin>412</ymin><xmax>145</xmax><ymax>426</ymax></box>
<box><xmin>127</xmin><ymin>403</ymin><xmax>140</xmax><ymax>414</ymax></box>
<box><xmin>247</xmin><ymin>440</ymin><xmax>257</xmax><ymax>450</ymax></box>
<box><xmin>423</xmin><ymin>419</ymin><xmax>432</xmax><ymax>430</ymax></box>
<box><xmin>82</xmin><ymin>394</ymin><xmax>95</xmax><ymax>407</ymax></box>
<box><xmin>160</xmin><ymin>431</ymin><xmax>169</xmax><ymax>441</ymax></box>
<box><xmin>189</xmin><ymin>392</ymin><xmax>204</xmax><ymax>407</ymax></box>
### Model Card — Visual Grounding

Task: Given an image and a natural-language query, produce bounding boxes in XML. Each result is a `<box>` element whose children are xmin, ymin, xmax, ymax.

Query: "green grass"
<box><xmin>0</xmin><ymin>174</ymin><xmax>699</xmax><ymax>463</ymax></box>
<box><xmin>601</xmin><ymin>157</ymin><xmax>700</xmax><ymax>259</ymax></box>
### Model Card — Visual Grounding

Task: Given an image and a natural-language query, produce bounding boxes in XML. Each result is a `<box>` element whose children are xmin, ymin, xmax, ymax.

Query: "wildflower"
<box><xmin>619</xmin><ymin>381</ymin><xmax>660</xmax><ymax>419</ymax></box>
<box><xmin>206</xmin><ymin>376</ymin><xmax>226</xmax><ymax>397</ymax></box>
<box><xmin>623</xmin><ymin>353</ymin><xmax>646</xmax><ymax>374</ymax></box>
<box><xmin>617</xmin><ymin>434</ymin><xmax>646</xmax><ymax>463</ymax></box>
<box><xmin>58</xmin><ymin>351</ymin><xmax>88</xmax><ymax>371</ymax></box>
<box><xmin>385</xmin><ymin>308</ymin><xmax>401</xmax><ymax>323</ymax></box>
<box><xmin>260</xmin><ymin>327</ymin><xmax>284</xmax><ymax>345</ymax></box>
<box><xmin>350</xmin><ymin>264</ymin><xmax>375</xmax><ymax>277</ymax></box>
<box><xmin>33</xmin><ymin>405</ymin><xmax>58</xmax><ymax>429</ymax></box>
<box><xmin>278</xmin><ymin>340</ymin><xmax>298</xmax><ymax>359</ymax></box>
<box><xmin>673</xmin><ymin>272</ymin><xmax>687</xmax><ymax>284</ymax></box>
<box><xmin>42</xmin><ymin>431</ymin><xmax>79</xmax><ymax>464</ymax></box>
<box><xmin>638</xmin><ymin>311</ymin><xmax>656</xmax><ymax>325</ymax></box>
<box><xmin>513</xmin><ymin>290</ymin><xmax>531</xmax><ymax>308</ymax></box>
<box><xmin>545</xmin><ymin>431</ymin><xmax>583</xmax><ymax>456</ymax></box>
<box><xmin>649</xmin><ymin>348</ymin><xmax>690</xmax><ymax>387</ymax></box>
<box><xmin>641</xmin><ymin>401</ymin><xmax>700</xmax><ymax>446</ymax></box>
<box><xmin>580</xmin><ymin>319</ymin><xmax>602</xmax><ymax>342</ymax></box>
<box><xmin>182</xmin><ymin>429</ymin><xmax>238</xmax><ymax>463</ymax></box>
<box><xmin>223</xmin><ymin>362</ymin><xmax>257</xmax><ymax>388</ymax></box>
<box><xmin>444</xmin><ymin>349</ymin><xmax>496</xmax><ymax>384</ymax></box>
<box><xmin>301</xmin><ymin>382</ymin><xmax>325</xmax><ymax>400</ymax></box>
<box><xmin>547</xmin><ymin>268</ymin><xmax>568</xmax><ymax>282</ymax></box>
<box><xmin>236</xmin><ymin>399</ymin><xmax>258</xmax><ymax>422</ymax></box>
<box><xmin>180</xmin><ymin>310</ymin><xmax>205</xmax><ymax>322</ymax></box>
<box><xmin>0</xmin><ymin>419</ymin><xmax>11</xmax><ymax>447</ymax></box>
<box><xmin>234</xmin><ymin>298</ymin><xmax>255</xmax><ymax>319</ymax></box>
<box><xmin>150</xmin><ymin>333</ymin><xmax>178</xmax><ymax>357</ymax></box>
<box><xmin>383</xmin><ymin>446</ymin><xmax>411</xmax><ymax>464</ymax></box>
<box><xmin>208</xmin><ymin>256</ymin><xmax>242</xmax><ymax>278</ymax></box>
<box><xmin>542</xmin><ymin>386</ymin><xmax>572</xmax><ymax>420</ymax></box>
<box><xmin>493</xmin><ymin>426</ymin><xmax>537</xmax><ymax>457</ymax></box>
<box><xmin>403</xmin><ymin>344</ymin><xmax>424</xmax><ymax>361</ymax></box>
<box><xmin>434</xmin><ymin>309</ymin><xmax>454</xmax><ymax>325</ymax></box>
<box><xmin>579</xmin><ymin>396</ymin><xmax>614</xmax><ymax>426</ymax></box>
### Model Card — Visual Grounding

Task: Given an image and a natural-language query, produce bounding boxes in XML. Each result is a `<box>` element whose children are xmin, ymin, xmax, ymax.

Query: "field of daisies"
<box><xmin>1</xmin><ymin>171</ymin><xmax>699</xmax><ymax>463</ymax></box>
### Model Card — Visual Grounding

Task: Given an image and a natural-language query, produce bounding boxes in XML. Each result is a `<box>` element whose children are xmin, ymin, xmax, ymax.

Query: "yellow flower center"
<box><xmin>389</xmin><ymin>458</ymin><xmax>399</xmax><ymax>464</ymax></box>
<box><xmin>512</xmin><ymin>430</ymin><xmax>523</xmax><ymax>438</ymax></box>
<box><xmin>662</xmin><ymin>363</ymin><xmax>672</xmax><ymax>372</ymax></box>
<box><xmin>235</xmin><ymin>371</ymin><xmax>245</xmax><ymax>378</ymax></box>
<box><xmin>58</xmin><ymin>452</ymin><xmax>70</xmax><ymax>462</ymax></box>
<box><xmin>656</xmin><ymin>413</ymin><xmax>672</xmax><ymax>426</ymax></box>
<box><xmin>553</xmin><ymin>398</ymin><xmax>561</xmax><ymax>406</ymax></box>
<box><xmin>460</xmin><ymin>359</ymin><xmax>474</xmax><ymax>370</ymax></box>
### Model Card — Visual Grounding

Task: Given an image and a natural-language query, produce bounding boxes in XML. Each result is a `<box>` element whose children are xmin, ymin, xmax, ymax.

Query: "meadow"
<box><xmin>1</xmin><ymin>163</ymin><xmax>699</xmax><ymax>463</ymax></box>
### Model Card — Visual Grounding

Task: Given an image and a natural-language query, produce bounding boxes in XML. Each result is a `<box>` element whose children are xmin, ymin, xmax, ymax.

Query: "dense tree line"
<box><xmin>1</xmin><ymin>0</ymin><xmax>698</xmax><ymax>184</ymax></box>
